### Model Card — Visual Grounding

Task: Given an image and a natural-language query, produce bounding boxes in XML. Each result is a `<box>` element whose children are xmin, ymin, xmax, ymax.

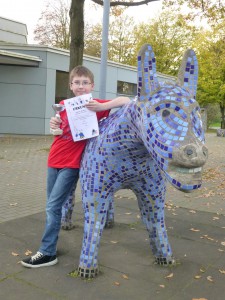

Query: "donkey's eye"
<box><xmin>162</xmin><ymin>109</ymin><xmax>170</xmax><ymax>117</ymax></box>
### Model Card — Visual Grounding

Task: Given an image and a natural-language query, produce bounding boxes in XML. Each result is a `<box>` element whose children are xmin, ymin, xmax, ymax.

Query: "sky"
<box><xmin>0</xmin><ymin>0</ymin><xmax>162</xmax><ymax>44</ymax></box>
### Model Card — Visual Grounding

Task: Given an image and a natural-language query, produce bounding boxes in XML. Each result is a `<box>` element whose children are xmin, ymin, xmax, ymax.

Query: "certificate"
<box><xmin>64</xmin><ymin>94</ymin><xmax>99</xmax><ymax>141</ymax></box>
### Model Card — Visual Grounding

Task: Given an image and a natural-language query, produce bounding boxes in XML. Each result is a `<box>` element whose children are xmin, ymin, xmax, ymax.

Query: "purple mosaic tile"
<box><xmin>76</xmin><ymin>44</ymin><xmax>208</xmax><ymax>278</ymax></box>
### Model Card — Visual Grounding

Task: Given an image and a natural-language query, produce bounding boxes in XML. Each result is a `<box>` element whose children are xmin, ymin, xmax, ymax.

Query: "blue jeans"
<box><xmin>39</xmin><ymin>167</ymin><xmax>79</xmax><ymax>256</ymax></box>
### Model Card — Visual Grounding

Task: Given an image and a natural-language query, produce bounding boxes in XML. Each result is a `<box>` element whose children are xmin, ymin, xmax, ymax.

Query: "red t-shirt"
<box><xmin>48</xmin><ymin>99</ymin><xmax>110</xmax><ymax>168</ymax></box>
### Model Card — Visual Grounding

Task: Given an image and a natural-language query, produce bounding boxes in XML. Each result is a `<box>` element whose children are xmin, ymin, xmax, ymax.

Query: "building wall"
<box><xmin>0</xmin><ymin>16</ymin><xmax>27</xmax><ymax>44</ymax></box>
<box><xmin>0</xmin><ymin>47</ymin><xmax>48</xmax><ymax>134</ymax></box>
<box><xmin>0</xmin><ymin>44</ymin><xmax>175</xmax><ymax>135</ymax></box>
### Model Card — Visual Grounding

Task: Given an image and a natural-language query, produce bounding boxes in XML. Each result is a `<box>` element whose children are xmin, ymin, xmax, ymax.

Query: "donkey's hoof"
<box><xmin>61</xmin><ymin>222</ymin><xmax>75</xmax><ymax>231</ymax></box>
<box><xmin>78</xmin><ymin>266</ymin><xmax>99</xmax><ymax>278</ymax></box>
<box><xmin>104</xmin><ymin>219</ymin><xmax>114</xmax><ymax>229</ymax></box>
<box><xmin>154</xmin><ymin>256</ymin><xmax>176</xmax><ymax>266</ymax></box>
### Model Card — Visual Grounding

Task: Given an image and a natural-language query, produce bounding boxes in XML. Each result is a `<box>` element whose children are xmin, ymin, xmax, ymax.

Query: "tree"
<box><xmin>34</xmin><ymin>0</ymin><xmax>70</xmax><ymax>49</ymax></box>
<box><xmin>196</xmin><ymin>26</ymin><xmax>225</xmax><ymax>129</ymax></box>
<box><xmin>162</xmin><ymin>0</ymin><xmax>225</xmax><ymax>26</ymax></box>
<box><xmin>92</xmin><ymin>0</ymin><xmax>159</xmax><ymax>6</ymax></box>
<box><xmin>69</xmin><ymin>0</ymin><xmax>85</xmax><ymax>71</ymax></box>
<box><xmin>84</xmin><ymin>7</ymin><xmax>137</xmax><ymax>65</ymax></box>
<box><xmin>162</xmin><ymin>0</ymin><xmax>225</xmax><ymax>128</ymax></box>
<box><xmin>35</xmin><ymin>0</ymin><xmax>159</xmax><ymax>97</ymax></box>
<box><xmin>34</xmin><ymin>1</ymin><xmax>144</xmax><ymax>66</ymax></box>
<box><xmin>35</xmin><ymin>0</ymin><xmax>160</xmax><ymax>70</ymax></box>
<box><xmin>131</xmin><ymin>10</ymin><xmax>199</xmax><ymax>75</ymax></box>
<box><xmin>67</xmin><ymin>0</ymin><xmax>159</xmax><ymax>97</ymax></box>
<box><xmin>69</xmin><ymin>0</ymin><xmax>160</xmax><ymax>71</ymax></box>
<box><xmin>84</xmin><ymin>23</ymin><xmax>102</xmax><ymax>57</ymax></box>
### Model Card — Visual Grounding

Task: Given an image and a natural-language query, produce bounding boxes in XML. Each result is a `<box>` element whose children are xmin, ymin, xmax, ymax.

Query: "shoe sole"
<box><xmin>21</xmin><ymin>258</ymin><xmax>58</xmax><ymax>268</ymax></box>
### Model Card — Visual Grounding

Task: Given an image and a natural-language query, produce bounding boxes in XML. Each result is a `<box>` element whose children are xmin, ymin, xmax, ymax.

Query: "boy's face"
<box><xmin>70</xmin><ymin>75</ymin><xmax>94</xmax><ymax>96</ymax></box>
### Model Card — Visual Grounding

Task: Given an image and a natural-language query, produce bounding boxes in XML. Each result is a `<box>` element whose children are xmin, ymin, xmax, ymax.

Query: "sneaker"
<box><xmin>21</xmin><ymin>251</ymin><xmax>58</xmax><ymax>268</ymax></box>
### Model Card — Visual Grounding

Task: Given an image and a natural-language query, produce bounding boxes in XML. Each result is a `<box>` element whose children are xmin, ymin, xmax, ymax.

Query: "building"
<box><xmin>0</xmin><ymin>16</ymin><xmax>174</xmax><ymax>135</ymax></box>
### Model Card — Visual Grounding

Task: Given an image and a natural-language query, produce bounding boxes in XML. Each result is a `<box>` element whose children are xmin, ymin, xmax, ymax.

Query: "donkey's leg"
<box><xmin>61</xmin><ymin>186</ymin><xmax>76</xmax><ymax>230</ymax></box>
<box><xmin>105</xmin><ymin>195</ymin><xmax>114</xmax><ymax>228</ymax></box>
<box><xmin>78</xmin><ymin>191</ymin><xmax>110</xmax><ymax>278</ymax></box>
<box><xmin>132</xmin><ymin>176</ymin><xmax>175</xmax><ymax>266</ymax></box>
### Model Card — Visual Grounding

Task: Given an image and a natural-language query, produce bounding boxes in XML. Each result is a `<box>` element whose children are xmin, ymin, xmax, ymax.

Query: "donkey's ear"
<box><xmin>177</xmin><ymin>49</ymin><xmax>198</xmax><ymax>99</ymax></box>
<box><xmin>137</xmin><ymin>44</ymin><xmax>160</xmax><ymax>101</ymax></box>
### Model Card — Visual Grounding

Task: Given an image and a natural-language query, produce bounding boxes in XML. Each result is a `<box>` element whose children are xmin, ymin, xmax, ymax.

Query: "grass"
<box><xmin>206</xmin><ymin>128</ymin><xmax>217</xmax><ymax>133</ymax></box>
<box><xmin>209</xmin><ymin>122</ymin><xmax>220</xmax><ymax>128</ymax></box>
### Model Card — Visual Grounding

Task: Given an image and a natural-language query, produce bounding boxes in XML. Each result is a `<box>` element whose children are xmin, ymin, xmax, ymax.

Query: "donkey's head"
<box><xmin>136</xmin><ymin>44</ymin><xmax>208</xmax><ymax>192</ymax></box>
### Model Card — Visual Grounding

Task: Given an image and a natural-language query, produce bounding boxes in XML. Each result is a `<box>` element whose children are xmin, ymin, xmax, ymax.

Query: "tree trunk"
<box><xmin>220</xmin><ymin>103</ymin><xmax>225</xmax><ymax>129</ymax></box>
<box><xmin>68</xmin><ymin>0</ymin><xmax>85</xmax><ymax>97</ymax></box>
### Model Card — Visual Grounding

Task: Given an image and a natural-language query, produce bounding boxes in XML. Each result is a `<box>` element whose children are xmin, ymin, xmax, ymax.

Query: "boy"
<box><xmin>21</xmin><ymin>66</ymin><xmax>130</xmax><ymax>268</ymax></box>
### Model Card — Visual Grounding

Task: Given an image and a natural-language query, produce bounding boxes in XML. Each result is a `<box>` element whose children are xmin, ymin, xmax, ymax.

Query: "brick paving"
<box><xmin>0</xmin><ymin>132</ymin><xmax>225</xmax><ymax>300</ymax></box>
<box><xmin>0</xmin><ymin>132</ymin><xmax>225</xmax><ymax>224</ymax></box>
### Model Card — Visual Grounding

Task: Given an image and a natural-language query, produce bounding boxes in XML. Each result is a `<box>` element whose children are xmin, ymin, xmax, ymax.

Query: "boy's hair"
<box><xmin>69</xmin><ymin>65</ymin><xmax>94</xmax><ymax>83</ymax></box>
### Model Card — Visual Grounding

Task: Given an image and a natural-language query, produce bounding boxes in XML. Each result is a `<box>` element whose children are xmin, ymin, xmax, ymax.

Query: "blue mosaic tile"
<box><xmin>76</xmin><ymin>44</ymin><xmax>207</xmax><ymax>278</ymax></box>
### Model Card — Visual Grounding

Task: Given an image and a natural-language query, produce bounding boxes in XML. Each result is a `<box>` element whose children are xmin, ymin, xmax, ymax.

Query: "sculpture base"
<box><xmin>217</xmin><ymin>129</ymin><xmax>225</xmax><ymax>137</ymax></box>
<box><xmin>155</xmin><ymin>256</ymin><xmax>176</xmax><ymax>266</ymax></box>
<box><xmin>105</xmin><ymin>218</ymin><xmax>114</xmax><ymax>229</ymax></box>
<box><xmin>78</xmin><ymin>266</ymin><xmax>99</xmax><ymax>278</ymax></box>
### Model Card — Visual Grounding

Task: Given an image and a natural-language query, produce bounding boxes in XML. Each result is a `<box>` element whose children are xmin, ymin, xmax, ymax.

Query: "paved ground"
<box><xmin>0</xmin><ymin>132</ymin><xmax>225</xmax><ymax>300</ymax></box>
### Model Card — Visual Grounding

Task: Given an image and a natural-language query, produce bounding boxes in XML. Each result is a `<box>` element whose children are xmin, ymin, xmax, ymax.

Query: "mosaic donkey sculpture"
<box><xmin>78</xmin><ymin>44</ymin><xmax>208</xmax><ymax>278</ymax></box>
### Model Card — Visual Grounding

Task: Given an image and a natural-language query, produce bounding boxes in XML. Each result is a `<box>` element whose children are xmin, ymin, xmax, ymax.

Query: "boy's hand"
<box><xmin>50</xmin><ymin>116</ymin><xmax>61</xmax><ymax>129</ymax></box>
<box><xmin>85</xmin><ymin>100</ymin><xmax>104</xmax><ymax>112</ymax></box>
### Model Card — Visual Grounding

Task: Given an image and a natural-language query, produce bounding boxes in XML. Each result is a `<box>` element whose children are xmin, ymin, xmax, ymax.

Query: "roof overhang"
<box><xmin>0</xmin><ymin>49</ymin><xmax>42</xmax><ymax>66</ymax></box>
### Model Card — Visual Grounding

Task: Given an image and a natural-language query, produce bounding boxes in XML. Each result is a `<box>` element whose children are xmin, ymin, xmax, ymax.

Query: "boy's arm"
<box><xmin>49</xmin><ymin>97</ymin><xmax>130</xmax><ymax>129</ymax></box>
<box><xmin>85</xmin><ymin>96</ymin><xmax>130</xmax><ymax>112</ymax></box>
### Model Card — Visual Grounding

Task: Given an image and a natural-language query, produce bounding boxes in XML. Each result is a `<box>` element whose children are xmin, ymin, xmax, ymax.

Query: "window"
<box><xmin>55</xmin><ymin>71</ymin><xmax>69</xmax><ymax>103</ymax></box>
<box><xmin>117</xmin><ymin>81</ymin><xmax>137</xmax><ymax>97</ymax></box>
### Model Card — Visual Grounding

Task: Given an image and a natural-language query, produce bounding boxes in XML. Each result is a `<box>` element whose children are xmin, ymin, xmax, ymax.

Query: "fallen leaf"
<box><xmin>10</xmin><ymin>203</ymin><xmax>18</xmax><ymax>206</ymax></box>
<box><xmin>190</xmin><ymin>228</ymin><xmax>200</xmax><ymax>232</ymax></box>
<box><xmin>110</xmin><ymin>241</ymin><xmax>118</xmax><ymax>244</ymax></box>
<box><xmin>206</xmin><ymin>276</ymin><xmax>214</xmax><ymax>282</ymax></box>
<box><xmin>219</xmin><ymin>269</ymin><xmax>225</xmax><ymax>274</ymax></box>
<box><xmin>122</xmin><ymin>274</ymin><xmax>129</xmax><ymax>280</ymax></box>
<box><xmin>165</xmin><ymin>273</ymin><xmax>173</xmax><ymax>279</ymax></box>
<box><xmin>25</xmin><ymin>250</ymin><xmax>32</xmax><ymax>256</ymax></box>
<box><xmin>159</xmin><ymin>284</ymin><xmax>165</xmax><ymax>288</ymax></box>
<box><xmin>125</xmin><ymin>212</ymin><xmax>132</xmax><ymax>215</ymax></box>
<box><xmin>200</xmin><ymin>268</ymin><xmax>206</xmax><ymax>273</ymax></box>
<box><xmin>114</xmin><ymin>281</ymin><xmax>120</xmax><ymax>286</ymax></box>
<box><xmin>200</xmin><ymin>235</ymin><xmax>214</xmax><ymax>241</ymax></box>
<box><xmin>218</xmin><ymin>248</ymin><xmax>225</xmax><ymax>252</ymax></box>
<box><xmin>194</xmin><ymin>275</ymin><xmax>202</xmax><ymax>279</ymax></box>
<box><xmin>189</xmin><ymin>210</ymin><xmax>196</xmax><ymax>214</ymax></box>
<box><xmin>11</xmin><ymin>252</ymin><xmax>19</xmax><ymax>256</ymax></box>
<box><xmin>221</xmin><ymin>241</ymin><xmax>225</xmax><ymax>246</ymax></box>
